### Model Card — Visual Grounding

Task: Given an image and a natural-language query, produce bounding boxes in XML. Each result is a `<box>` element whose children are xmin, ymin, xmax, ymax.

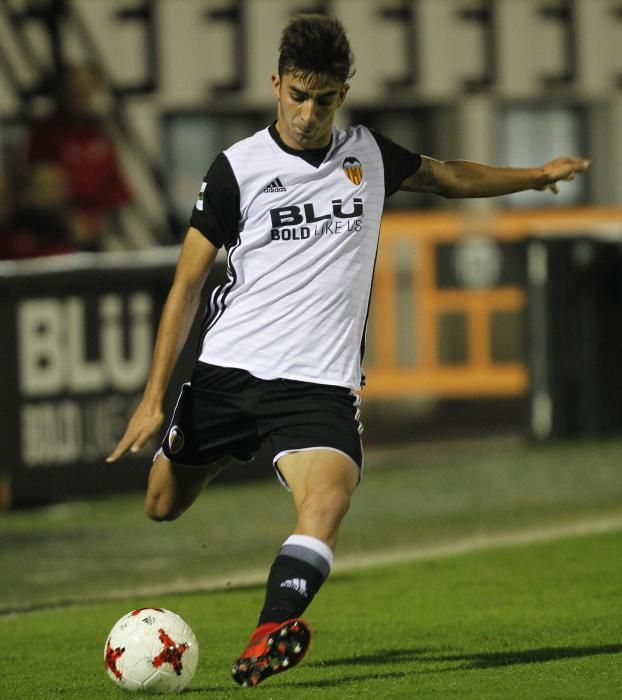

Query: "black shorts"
<box><xmin>161</xmin><ymin>363</ymin><xmax>363</xmax><ymax>482</ymax></box>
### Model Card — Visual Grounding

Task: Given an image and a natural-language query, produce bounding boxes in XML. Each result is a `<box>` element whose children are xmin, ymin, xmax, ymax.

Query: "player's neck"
<box><xmin>271</xmin><ymin>122</ymin><xmax>332</xmax><ymax>153</ymax></box>
<box><xmin>274</xmin><ymin>119</ymin><xmax>332</xmax><ymax>152</ymax></box>
<box><xmin>269</xmin><ymin>122</ymin><xmax>331</xmax><ymax>168</ymax></box>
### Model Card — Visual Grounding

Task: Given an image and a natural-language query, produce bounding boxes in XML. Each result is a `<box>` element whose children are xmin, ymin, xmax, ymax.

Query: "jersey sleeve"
<box><xmin>189</xmin><ymin>152</ymin><xmax>240</xmax><ymax>248</ymax></box>
<box><xmin>369</xmin><ymin>129</ymin><xmax>422</xmax><ymax>197</ymax></box>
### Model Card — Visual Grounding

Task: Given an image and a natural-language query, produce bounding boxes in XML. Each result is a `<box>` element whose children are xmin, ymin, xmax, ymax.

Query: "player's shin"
<box><xmin>258</xmin><ymin>534</ymin><xmax>333</xmax><ymax>624</ymax></box>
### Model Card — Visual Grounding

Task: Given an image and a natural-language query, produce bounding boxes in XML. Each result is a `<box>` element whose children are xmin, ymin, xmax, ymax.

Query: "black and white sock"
<box><xmin>258</xmin><ymin>534</ymin><xmax>333</xmax><ymax>626</ymax></box>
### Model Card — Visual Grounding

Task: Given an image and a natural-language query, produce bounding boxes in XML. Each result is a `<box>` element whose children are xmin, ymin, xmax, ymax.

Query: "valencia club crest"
<box><xmin>168</xmin><ymin>426</ymin><xmax>185</xmax><ymax>454</ymax></box>
<box><xmin>342</xmin><ymin>156</ymin><xmax>363</xmax><ymax>185</ymax></box>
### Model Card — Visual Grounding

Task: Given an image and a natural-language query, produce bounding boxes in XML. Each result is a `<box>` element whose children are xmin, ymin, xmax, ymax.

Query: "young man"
<box><xmin>107</xmin><ymin>14</ymin><xmax>590</xmax><ymax>687</ymax></box>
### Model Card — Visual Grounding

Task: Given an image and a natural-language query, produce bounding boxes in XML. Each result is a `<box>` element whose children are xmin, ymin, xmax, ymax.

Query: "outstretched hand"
<box><xmin>539</xmin><ymin>156</ymin><xmax>591</xmax><ymax>194</ymax></box>
<box><xmin>106</xmin><ymin>399</ymin><xmax>165</xmax><ymax>463</ymax></box>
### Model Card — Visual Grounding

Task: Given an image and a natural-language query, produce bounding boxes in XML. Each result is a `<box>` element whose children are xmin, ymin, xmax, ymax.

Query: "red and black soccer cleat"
<box><xmin>231</xmin><ymin>618</ymin><xmax>311</xmax><ymax>687</ymax></box>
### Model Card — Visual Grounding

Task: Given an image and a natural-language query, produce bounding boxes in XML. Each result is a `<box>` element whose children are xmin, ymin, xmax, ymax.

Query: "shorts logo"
<box><xmin>168</xmin><ymin>426</ymin><xmax>185</xmax><ymax>454</ymax></box>
<box><xmin>342</xmin><ymin>156</ymin><xmax>363</xmax><ymax>185</ymax></box>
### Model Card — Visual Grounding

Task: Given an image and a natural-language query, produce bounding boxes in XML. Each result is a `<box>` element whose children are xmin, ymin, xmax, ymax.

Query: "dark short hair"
<box><xmin>278</xmin><ymin>14</ymin><xmax>355</xmax><ymax>83</ymax></box>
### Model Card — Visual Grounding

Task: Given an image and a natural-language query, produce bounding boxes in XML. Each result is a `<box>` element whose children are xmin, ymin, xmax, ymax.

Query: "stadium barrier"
<box><xmin>0</xmin><ymin>249</ymin><xmax>203</xmax><ymax>509</ymax></box>
<box><xmin>1</xmin><ymin>207</ymin><xmax>621</xmax><ymax>508</ymax></box>
<box><xmin>526</xmin><ymin>234</ymin><xmax>622</xmax><ymax>439</ymax></box>
<box><xmin>364</xmin><ymin>206</ymin><xmax>622</xmax><ymax>441</ymax></box>
<box><xmin>364</xmin><ymin>206</ymin><xmax>622</xmax><ymax>398</ymax></box>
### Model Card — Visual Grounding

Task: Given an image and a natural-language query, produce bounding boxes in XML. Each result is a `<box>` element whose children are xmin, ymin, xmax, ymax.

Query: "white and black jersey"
<box><xmin>190</xmin><ymin>123</ymin><xmax>421</xmax><ymax>390</ymax></box>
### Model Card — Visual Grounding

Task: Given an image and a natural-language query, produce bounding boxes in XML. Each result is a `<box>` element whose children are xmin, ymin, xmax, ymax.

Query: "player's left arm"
<box><xmin>400</xmin><ymin>155</ymin><xmax>591</xmax><ymax>198</ymax></box>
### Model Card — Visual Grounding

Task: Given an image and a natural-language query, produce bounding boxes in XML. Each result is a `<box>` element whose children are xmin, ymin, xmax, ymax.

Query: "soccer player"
<box><xmin>107</xmin><ymin>14</ymin><xmax>590</xmax><ymax>687</ymax></box>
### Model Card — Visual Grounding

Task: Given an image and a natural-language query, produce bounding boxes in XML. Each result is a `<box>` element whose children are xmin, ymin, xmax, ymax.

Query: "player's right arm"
<box><xmin>106</xmin><ymin>227</ymin><xmax>218</xmax><ymax>462</ymax></box>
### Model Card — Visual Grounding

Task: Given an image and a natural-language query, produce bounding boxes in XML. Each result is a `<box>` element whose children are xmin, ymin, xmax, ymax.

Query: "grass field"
<box><xmin>1</xmin><ymin>531</ymin><xmax>621</xmax><ymax>698</ymax></box>
<box><xmin>1</xmin><ymin>433</ymin><xmax>622</xmax><ymax>697</ymax></box>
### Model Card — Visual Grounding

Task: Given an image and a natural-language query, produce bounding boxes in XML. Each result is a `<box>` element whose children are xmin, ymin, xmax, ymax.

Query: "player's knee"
<box><xmin>299</xmin><ymin>485</ymin><xmax>352</xmax><ymax>529</ymax></box>
<box><xmin>328</xmin><ymin>484</ymin><xmax>353</xmax><ymax>513</ymax></box>
<box><xmin>326</xmin><ymin>487</ymin><xmax>353</xmax><ymax>522</ymax></box>
<box><xmin>144</xmin><ymin>493</ymin><xmax>181</xmax><ymax>522</ymax></box>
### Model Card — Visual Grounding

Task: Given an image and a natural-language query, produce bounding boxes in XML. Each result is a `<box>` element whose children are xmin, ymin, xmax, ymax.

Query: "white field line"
<box><xmin>334</xmin><ymin>511</ymin><xmax>622</xmax><ymax>572</ymax></box>
<box><xmin>115</xmin><ymin>512</ymin><xmax>622</xmax><ymax>595</ymax></box>
<box><xmin>4</xmin><ymin>512</ymin><xmax>622</xmax><ymax>616</ymax></box>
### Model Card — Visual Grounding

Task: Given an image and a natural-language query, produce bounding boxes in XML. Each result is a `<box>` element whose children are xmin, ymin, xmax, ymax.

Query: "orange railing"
<box><xmin>363</xmin><ymin>207</ymin><xmax>622</xmax><ymax>398</ymax></box>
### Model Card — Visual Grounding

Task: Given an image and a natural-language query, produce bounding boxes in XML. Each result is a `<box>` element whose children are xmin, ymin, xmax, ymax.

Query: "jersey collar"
<box><xmin>268</xmin><ymin>122</ymin><xmax>332</xmax><ymax>168</ymax></box>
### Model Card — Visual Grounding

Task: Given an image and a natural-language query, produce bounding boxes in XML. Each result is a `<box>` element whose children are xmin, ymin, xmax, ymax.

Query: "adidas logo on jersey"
<box><xmin>264</xmin><ymin>177</ymin><xmax>287</xmax><ymax>193</ymax></box>
<box><xmin>280</xmin><ymin>578</ymin><xmax>308</xmax><ymax>597</ymax></box>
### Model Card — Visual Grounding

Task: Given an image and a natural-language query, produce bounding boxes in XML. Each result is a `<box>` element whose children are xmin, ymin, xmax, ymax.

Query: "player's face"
<box><xmin>272</xmin><ymin>71</ymin><xmax>348</xmax><ymax>150</ymax></box>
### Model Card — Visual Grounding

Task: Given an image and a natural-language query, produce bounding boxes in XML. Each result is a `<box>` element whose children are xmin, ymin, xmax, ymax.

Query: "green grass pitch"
<box><xmin>1</xmin><ymin>434</ymin><xmax>622</xmax><ymax>697</ymax></box>
<box><xmin>1</xmin><ymin>530</ymin><xmax>621</xmax><ymax>698</ymax></box>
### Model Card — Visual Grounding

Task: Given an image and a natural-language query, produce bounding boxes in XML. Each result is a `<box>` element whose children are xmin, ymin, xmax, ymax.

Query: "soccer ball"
<box><xmin>104</xmin><ymin>608</ymin><xmax>199</xmax><ymax>693</ymax></box>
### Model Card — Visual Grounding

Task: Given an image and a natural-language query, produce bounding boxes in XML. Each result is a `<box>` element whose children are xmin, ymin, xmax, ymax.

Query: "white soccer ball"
<box><xmin>104</xmin><ymin>608</ymin><xmax>199</xmax><ymax>694</ymax></box>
